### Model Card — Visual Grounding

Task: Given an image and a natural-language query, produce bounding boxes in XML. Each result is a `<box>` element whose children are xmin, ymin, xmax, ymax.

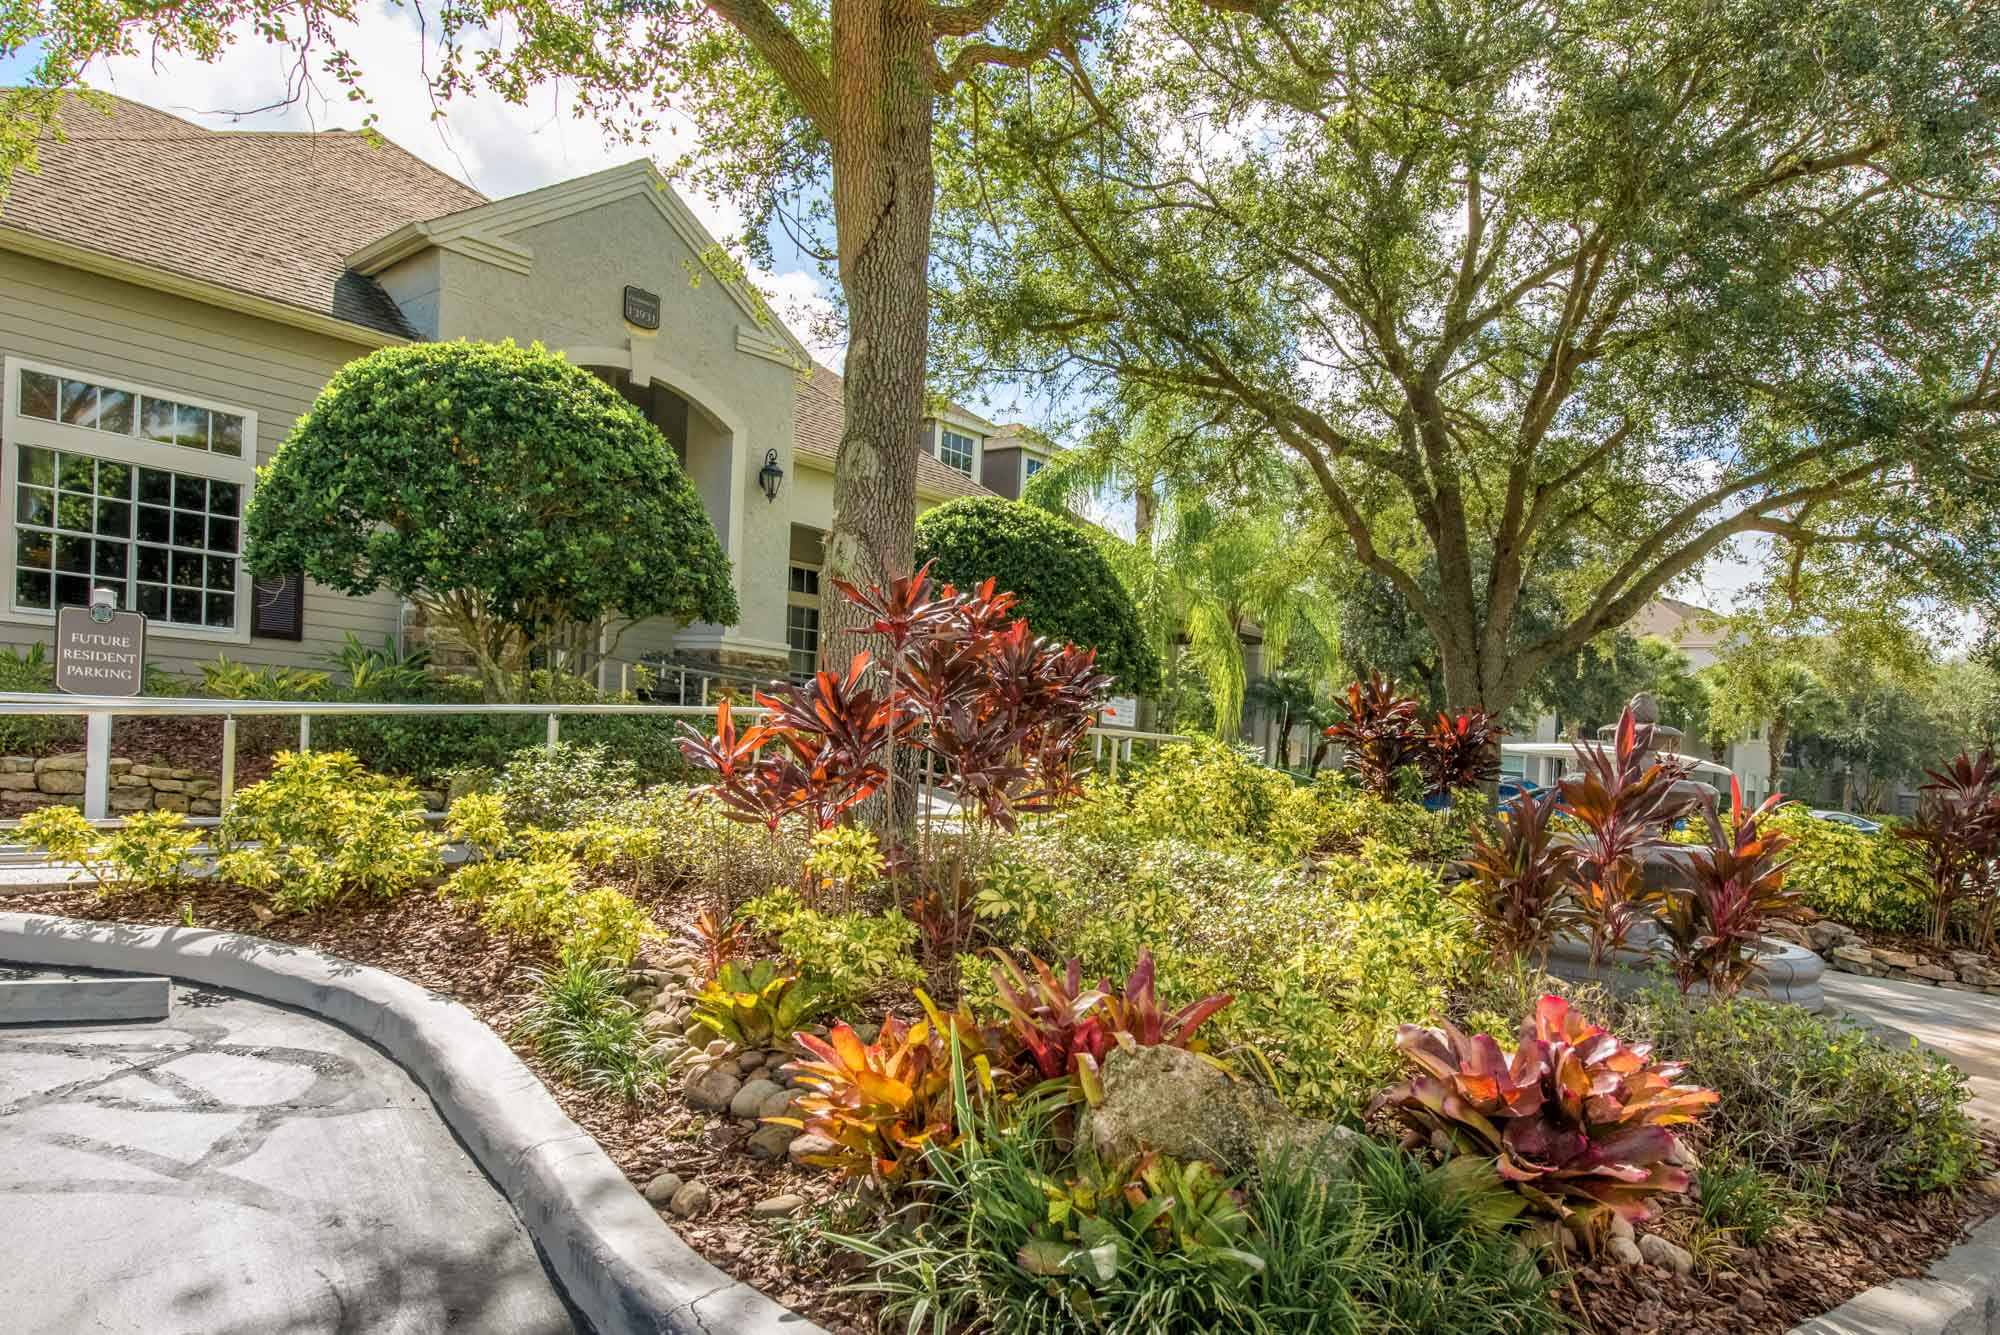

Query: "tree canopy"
<box><xmin>2</xmin><ymin>0</ymin><xmax>1256</xmax><ymax>678</ymax></box>
<box><xmin>914</xmin><ymin>496</ymin><xmax>1160</xmax><ymax>693</ymax></box>
<box><xmin>245</xmin><ymin>341</ymin><xmax>736</xmax><ymax>698</ymax></box>
<box><xmin>931</xmin><ymin>0</ymin><xmax>2000</xmax><ymax>716</ymax></box>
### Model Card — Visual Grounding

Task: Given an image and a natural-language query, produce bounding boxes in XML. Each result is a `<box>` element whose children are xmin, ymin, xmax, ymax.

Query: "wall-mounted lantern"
<box><xmin>758</xmin><ymin>448</ymin><xmax>785</xmax><ymax>502</ymax></box>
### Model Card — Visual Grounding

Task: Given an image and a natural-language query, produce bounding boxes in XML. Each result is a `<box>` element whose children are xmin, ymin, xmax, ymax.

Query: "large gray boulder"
<box><xmin>1078</xmin><ymin>1044</ymin><xmax>1357</xmax><ymax>1172</ymax></box>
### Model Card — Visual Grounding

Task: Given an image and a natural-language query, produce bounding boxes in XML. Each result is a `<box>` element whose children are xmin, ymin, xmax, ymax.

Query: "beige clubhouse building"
<box><xmin>0</xmin><ymin>94</ymin><xmax>1057</xmax><ymax>685</ymax></box>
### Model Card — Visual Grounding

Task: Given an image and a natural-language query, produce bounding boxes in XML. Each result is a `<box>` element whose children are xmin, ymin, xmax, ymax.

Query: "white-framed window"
<box><xmin>3</xmin><ymin>357</ymin><xmax>257</xmax><ymax>640</ymax></box>
<box><xmin>787</xmin><ymin>563</ymin><xmax>821</xmax><ymax>680</ymax></box>
<box><xmin>935</xmin><ymin>426</ymin><xmax>975</xmax><ymax>476</ymax></box>
<box><xmin>1023</xmin><ymin>456</ymin><xmax>1044</xmax><ymax>486</ymax></box>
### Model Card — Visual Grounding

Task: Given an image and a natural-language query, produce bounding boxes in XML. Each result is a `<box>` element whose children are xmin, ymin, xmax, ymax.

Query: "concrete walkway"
<box><xmin>1823</xmin><ymin>971</ymin><xmax>2000</xmax><ymax>1123</ymax></box>
<box><xmin>0</xmin><ymin>970</ymin><xmax>582</xmax><ymax>1335</ymax></box>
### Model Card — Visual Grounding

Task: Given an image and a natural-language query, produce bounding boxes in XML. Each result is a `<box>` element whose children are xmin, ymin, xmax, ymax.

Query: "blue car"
<box><xmin>1423</xmin><ymin>778</ymin><xmax>1545</xmax><ymax>811</ymax></box>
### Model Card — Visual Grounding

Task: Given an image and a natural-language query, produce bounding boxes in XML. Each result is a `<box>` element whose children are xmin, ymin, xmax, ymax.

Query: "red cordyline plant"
<box><xmin>680</xmin><ymin>564</ymin><xmax>1112</xmax><ymax>845</ymax></box>
<box><xmin>1557</xmin><ymin>707</ymin><xmax>1703</xmax><ymax>970</ymax></box>
<box><xmin>1659</xmin><ymin>779</ymin><xmax>1801</xmax><ymax>997</ymax></box>
<box><xmin>1898</xmin><ymin>751</ymin><xmax>2000</xmax><ymax>947</ymax></box>
<box><xmin>1463</xmin><ymin>789</ymin><xmax>1582</xmax><ymax>964</ymax></box>
<box><xmin>988</xmin><ymin>947</ymin><xmax>1233</xmax><ymax>1099</ymax></box>
<box><xmin>1369</xmin><ymin>995</ymin><xmax>1717</xmax><ymax>1242</ymax></box>
<box><xmin>1323</xmin><ymin>671</ymin><xmax>1424</xmax><ymax>796</ymax></box>
<box><xmin>1421</xmin><ymin>709</ymin><xmax>1506</xmax><ymax>800</ymax></box>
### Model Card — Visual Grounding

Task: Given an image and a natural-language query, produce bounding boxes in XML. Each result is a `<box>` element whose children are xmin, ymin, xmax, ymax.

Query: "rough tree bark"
<box><xmin>818</xmin><ymin>5</ymin><xmax>935</xmax><ymax>666</ymax></box>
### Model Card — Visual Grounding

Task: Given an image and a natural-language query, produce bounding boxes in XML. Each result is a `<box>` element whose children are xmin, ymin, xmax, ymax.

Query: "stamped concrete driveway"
<box><xmin>0</xmin><ymin>971</ymin><xmax>582</xmax><ymax>1335</ymax></box>
<box><xmin>1823</xmin><ymin>970</ymin><xmax>2000</xmax><ymax>1123</ymax></box>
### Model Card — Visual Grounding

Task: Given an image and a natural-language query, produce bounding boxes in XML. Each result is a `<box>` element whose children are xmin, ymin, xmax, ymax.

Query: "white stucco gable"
<box><xmin>345</xmin><ymin>159</ymin><xmax>811</xmax><ymax>370</ymax></box>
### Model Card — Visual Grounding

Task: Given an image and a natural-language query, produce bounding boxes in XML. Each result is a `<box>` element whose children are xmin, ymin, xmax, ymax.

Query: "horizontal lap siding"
<box><xmin>0</xmin><ymin>249</ymin><xmax>401</xmax><ymax>677</ymax></box>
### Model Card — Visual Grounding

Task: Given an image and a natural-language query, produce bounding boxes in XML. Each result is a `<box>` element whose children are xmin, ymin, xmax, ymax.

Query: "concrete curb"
<box><xmin>0</xmin><ymin>911</ymin><xmax>826</xmax><ymax>1335</ymax></box>
<box><xmin>1789</xmin><ymin>1211</ymin><xmax>2000</xmax><ymax>1334</ymax></box>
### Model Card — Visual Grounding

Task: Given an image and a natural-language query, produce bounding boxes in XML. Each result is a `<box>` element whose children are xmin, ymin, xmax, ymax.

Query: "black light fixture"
<box><xmin>758</xmin><ymin>448</ymin><xmax>785</xmax><ymax>502</ymax></box>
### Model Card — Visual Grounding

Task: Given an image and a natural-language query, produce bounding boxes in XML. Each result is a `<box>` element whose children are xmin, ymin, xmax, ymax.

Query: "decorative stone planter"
<box><xmin>1544</xmin><ymin>921</ymin><xmax>1827</xmax><ymax>1012</ymax></box>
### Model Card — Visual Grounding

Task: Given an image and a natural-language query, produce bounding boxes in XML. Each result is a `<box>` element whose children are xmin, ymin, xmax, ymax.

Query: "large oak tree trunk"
<box><xmin>819</xmin><ymin>3</ymin><xmax>935</xmax><ymax>669</ymax></box>
<box><xmin>817</xmin><ymin>2</ymin><xmax>936</xmax><ymax>833</ymax></box>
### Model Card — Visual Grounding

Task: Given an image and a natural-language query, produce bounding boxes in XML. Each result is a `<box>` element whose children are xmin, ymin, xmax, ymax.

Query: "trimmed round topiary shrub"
<box><xmin>246</xmin><ymin>340</ymin><xmax>738</xmax><ymax>698</ymax></box>
<box><xmin>915</xmin><ymin>496</ymin><xmax>1160</xmax><ymax>692</ymax></box>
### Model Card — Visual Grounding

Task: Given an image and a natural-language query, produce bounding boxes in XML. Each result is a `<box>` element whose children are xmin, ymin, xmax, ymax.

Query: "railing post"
<box><xmin>701</xmin><ymin>676</ymin><xmax>709</xmax><ymax>706</ymax></box>
<box><xmin>1110</xmin><ymin>738</ymin><xmax>1120</xmax><ymax>781</ymax></box>
<box><xmin>83</xmin><ymin>711</ymin><xmax>110</xmax><ymax>821</ymax></box>
<box><xmin>220</xmin><ymin>716</ymin><xmax>237</xmax><ymax>814</ymax></box>
<box><xmin>547</xmin><ymin>711</ymin><xmax>560</xmax><ymax>752</ymax></box>
<box><xmin>298</xmin><ymin>714</ymin><xmax>311</xmax><ymax>752</ymax></box>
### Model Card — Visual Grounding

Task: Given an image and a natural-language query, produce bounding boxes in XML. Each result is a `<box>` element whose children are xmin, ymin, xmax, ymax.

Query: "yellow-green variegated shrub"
<box><xmin>215</xmin><ymin>751</ymin><xmax>441</xmax><ymax>912</ymax></box>
<box><xmin>20</xmin><ymin>805</ymin><xmax>200</xmax><ymax>893</ymax></box>
<box><xmin>1765</xmin><ymin>807</ymin><xmax>1927</xmax><ymax>934</ymax></box>
<box><xmin>1064</xmin><ymin>737</ymin><xmax>1476</xmax><ymax>868</ymax></box>
<box><xmin>978</xmin><ymin>827</ymin><xmax>1482</xmax><ymax>1116</ymax></box>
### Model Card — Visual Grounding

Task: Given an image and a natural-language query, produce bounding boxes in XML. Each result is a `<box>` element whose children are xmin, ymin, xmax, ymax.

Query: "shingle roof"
<box><xmin>795</xmin><ymin>363</ymin><xmax>994</xmax><ymax>499</ymax></box>
<box><xmin>0</xmin><ymin>92</ymin><xmax>488</xmax><ymax>337</ymax></box>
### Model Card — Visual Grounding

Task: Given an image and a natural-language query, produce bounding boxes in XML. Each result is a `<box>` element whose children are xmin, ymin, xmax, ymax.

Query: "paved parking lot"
<box><xmin>0</xmin><ymin>971</ymin><xmax>582</xmax><ymax>1334</ymax></box>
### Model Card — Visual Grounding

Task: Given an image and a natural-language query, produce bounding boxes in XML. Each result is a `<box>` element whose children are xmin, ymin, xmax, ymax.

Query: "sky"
<box><xmin>0</xmin><ymin>6</ymin><xmax>850</xmax><ymax>367</ymax></box>
<box><xmin>0</xmin><ymin>16</ymin><xmax>1794</xmax><ymax>625</ymax></box>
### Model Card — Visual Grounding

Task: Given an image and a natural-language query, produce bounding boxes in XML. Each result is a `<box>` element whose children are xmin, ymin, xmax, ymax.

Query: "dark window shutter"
<box><xmin>251</xmin><ymin>572</ymin><xmax>305</xmax><ymax>640</ymax></box>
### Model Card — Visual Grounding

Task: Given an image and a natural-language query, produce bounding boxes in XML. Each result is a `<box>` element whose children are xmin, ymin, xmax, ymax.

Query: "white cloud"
<box><xmin>83</xmin><ymin>2</ymin><xmax>838</xmax><ymax>357</ymax></box>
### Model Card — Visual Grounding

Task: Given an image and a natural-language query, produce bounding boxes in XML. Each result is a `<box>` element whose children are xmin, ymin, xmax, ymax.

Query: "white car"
<box><xmin>1810</xmin><ymin>809</ymin><xmax>1883</xmax><ymax>834</ymax></box>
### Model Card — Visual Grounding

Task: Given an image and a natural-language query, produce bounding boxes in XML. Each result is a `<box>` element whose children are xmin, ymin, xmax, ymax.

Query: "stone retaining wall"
<box><xmin>0</xmin><ymin>754</ymin><xmax>221</xmax><ymax>816</ymax></box>
<box><xmin>1806</xmin><ymin>920</ymin><xmax>2000</xmax><ymax>993</ymax></box>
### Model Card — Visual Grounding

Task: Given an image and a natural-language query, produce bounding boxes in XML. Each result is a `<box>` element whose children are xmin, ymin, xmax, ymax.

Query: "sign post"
<box><xmin>55</xmin><ymin>592</ymin><xmax>147</xmax><ymax>820</ymax></box>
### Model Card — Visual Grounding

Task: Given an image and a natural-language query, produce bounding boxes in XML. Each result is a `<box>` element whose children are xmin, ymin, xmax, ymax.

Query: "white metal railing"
<box><xmin>0</xmin><ymin>691</ymin><xmax>1188</xmax><ymax>823</ymax></box>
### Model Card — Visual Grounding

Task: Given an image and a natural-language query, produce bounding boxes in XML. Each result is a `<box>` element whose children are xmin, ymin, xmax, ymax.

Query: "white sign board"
<box><xmin>1099</xmin><ymin>695</ymin><xmax>1138</xmax><ymax>727</ymax></box>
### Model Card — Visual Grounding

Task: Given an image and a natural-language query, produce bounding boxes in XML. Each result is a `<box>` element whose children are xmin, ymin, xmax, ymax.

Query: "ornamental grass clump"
<box><xmin>1370</xmin><ymin>994</ymin><xmax>1716</xmax><ymax>1242</ymax></box>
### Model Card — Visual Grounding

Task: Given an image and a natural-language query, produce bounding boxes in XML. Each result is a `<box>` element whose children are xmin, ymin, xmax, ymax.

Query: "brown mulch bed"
<box><xmin>6</xmin><ymin>878</ymin><xmax>1998</xmax><ymax>1335</ymax></box>
<box><xmin>1565</xmin><ymin>1164</ymin><xmax>2000</xmax><ymax>1333</ymax></box>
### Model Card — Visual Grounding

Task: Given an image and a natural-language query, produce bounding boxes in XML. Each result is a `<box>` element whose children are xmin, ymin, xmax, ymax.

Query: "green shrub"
<box><xmin>1767</xmin><ymin>806</ymin><xmax>1928</xmax><ymax>934</ymax></box>
<box><xmin>511</xmin><ymin>956</ymin><xmax>669</xmax><ymax>1102</ymax></box>
<box><xmin>844</xmin><ymin>1114</ymin><xmax>1560</xmax><ymax>1335</ymax></box>
<box><xmin>489</xmin><ymin>741</ymin><xmax>640</xmax><ymax>830</ymax></box>
<box><xmin>198</xmin><ymin>655</ymin><xmax>330</xmax><ymax>700</ymax></box>
<box><xmin>740</xmin><ymin>887</ymin><xmax>924</xmax><ymax>1014</ymax></box>
<box><xmin>1625</xmin><ymin>986</ymin><xmax>1979</xmax><ymax>1195</ymax></box>
<box><xmin>0</xmin><ymin>643</ymin><xmax>80</xmax><ymax>754</ymax></box>
<box><xmin>215</xmin><ymin>751</ymin><xmax>441</xmax><ymax>912</ymax></box>
<box><xmin>246</xmin><ymin>340</ymin><xmax>738</xmax><ymax>704</ymax></box>
<box><xmin>439</xmin><ymin>847</ymin><xmax>655</xmax><ymax>967</ymax></box>
<box><xmin>19</xmin><ymin>806</ymin><xmax>200</xmax><ymax>893</ymax></box>
<box><xmin>1068</xmin><ymin>739</ymin><xmax>1475</xmax><ymax>868</ymax></box>
<box><xmin>915</xmin><ymin>495</ymin><xmax>1160</xmax><ymax>693</ymax></box>
<box><xmin>609</xmin><ymin>786</ymin><xmax>808</xmax><ymax>908</ymax></box>
<box><xmin>444</xmin><ymin>791</ymin><xmax>510</xmax><ymax>860</ymax></box>
<box><xmin>980</xmin><ymin>828</ymin><xmax>1482</xmax><ymax>1115</ymax></box>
